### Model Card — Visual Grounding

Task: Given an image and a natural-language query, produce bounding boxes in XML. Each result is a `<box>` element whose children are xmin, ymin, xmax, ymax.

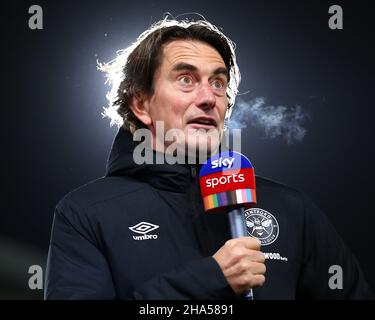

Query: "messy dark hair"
<box><xmin>99</xmin><ymin>18</ymin><xmax>240</xmax><ymax>132</ymax></box>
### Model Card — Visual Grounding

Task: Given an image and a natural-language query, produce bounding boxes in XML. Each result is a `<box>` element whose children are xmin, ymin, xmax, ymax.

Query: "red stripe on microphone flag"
<box><xmin>199</xmin><ymin>168</ymin><xmax>256</xmax><ymax>197</ymax></box>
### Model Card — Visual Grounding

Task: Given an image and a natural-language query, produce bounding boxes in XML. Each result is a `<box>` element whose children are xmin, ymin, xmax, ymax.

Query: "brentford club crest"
<box><xmin>244</xmin><ymin>208</ymin><xmax>279</xmax><ymax>246</ymax></box>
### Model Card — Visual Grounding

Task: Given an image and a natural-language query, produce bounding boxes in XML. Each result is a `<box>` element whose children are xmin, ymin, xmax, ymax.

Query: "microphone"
<box><xmin>199</xmin><ymin>151</ymin><xmax>257</xmax><ymax>300</ymax></box>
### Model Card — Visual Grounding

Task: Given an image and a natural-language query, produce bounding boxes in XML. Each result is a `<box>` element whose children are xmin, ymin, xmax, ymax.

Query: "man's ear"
<box><xmin>129</xmin><ymin>93</ymin><xmax>152</xmax><ymax>127</ymax></box>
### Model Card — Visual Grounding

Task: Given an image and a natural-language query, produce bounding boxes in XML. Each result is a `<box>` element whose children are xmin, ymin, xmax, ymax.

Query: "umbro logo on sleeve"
<box><xmin>129</xmin><ymin>222</ymin><xmax>159</xmax><ymax>240</ymax></box>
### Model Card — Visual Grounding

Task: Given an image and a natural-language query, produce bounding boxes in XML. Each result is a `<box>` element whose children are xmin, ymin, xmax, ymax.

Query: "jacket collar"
<box><xmin>105</xmin><ymin>127</ymin><xmax>199</xmax><ymax>192</ymax></box>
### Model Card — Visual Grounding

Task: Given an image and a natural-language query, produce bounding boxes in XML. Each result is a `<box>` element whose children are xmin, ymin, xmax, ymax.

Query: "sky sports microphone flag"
<box><xmin>199</xmin><ymin>151</ymin><xmax>257</xmax><ymax>300</ymax></box>
<box><xmin>199</xmin><ymin>151</ymin><xmax>256</xmax><ymax>213</ymax></box>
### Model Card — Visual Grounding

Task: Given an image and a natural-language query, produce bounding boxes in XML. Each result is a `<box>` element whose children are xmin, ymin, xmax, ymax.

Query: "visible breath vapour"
<box><xmin>228</xmin><ymin>97</ymin><xmax>310</xmax><ymax>144</ymax></box>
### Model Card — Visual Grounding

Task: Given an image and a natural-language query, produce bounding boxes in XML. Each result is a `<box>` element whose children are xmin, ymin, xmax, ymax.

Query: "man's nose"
<box><xmin>195</xmin><ymin>83</ymin><xmax>216</xmax><ymax>110</ymax></box>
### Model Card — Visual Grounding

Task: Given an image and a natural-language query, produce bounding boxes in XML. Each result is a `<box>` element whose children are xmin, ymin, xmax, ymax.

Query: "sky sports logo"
<box><xmin>199</xmin><ymin>151</ymin><xmax>256</xmax><ymax>212</ymax></box>
<box><xmin>207</xmin><ymin>156</ymin><xmax>243</xmax><ymax>188</ymax></box>
<box><xmin>211</xmin><ymin>157</ymin><xmax>235</xmax><ymax>169</ymax></box>
<box><xmin>200</xmin><ymin>153</ymin><xmax>254</xmax><ymax>191</ymax></box>
<box><xmin>205</xmin><ymin>173</ymin><xmax>245</xmax><ymax>188</ymax></box>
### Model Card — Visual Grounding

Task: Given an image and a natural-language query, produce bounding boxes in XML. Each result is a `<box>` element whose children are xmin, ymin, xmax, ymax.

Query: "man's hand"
<box><xmin>213</xmin><ymin>237</ymin><xmax>266</xmax><ymax>295</ymax></box>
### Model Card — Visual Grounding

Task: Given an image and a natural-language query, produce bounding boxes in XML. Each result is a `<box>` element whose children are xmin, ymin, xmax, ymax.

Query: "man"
<box><xmin>45</xmin><ymin>18</ymin><xmax>373</xmax><ymax>299</ymax></box>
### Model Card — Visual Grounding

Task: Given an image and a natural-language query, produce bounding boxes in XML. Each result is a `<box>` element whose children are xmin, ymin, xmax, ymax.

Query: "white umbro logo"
<box><xmin>129</xmin><ymin>222</ymin><xmax>159</xmax><ymax>241</ymax></box>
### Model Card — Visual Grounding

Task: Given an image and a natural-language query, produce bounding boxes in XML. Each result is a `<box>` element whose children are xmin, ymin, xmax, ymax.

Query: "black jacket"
<box><xmin>45</xmin><ymin>127</ymin><xmax>374</xmax><ymax>299</ymax></box>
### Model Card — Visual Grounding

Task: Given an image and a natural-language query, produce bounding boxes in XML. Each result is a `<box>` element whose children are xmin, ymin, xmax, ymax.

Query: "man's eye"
<box><xmin>211</xmin><ymin>79</ymin><xmax>226</xmax><ymax>90</ymax></box>
<box><xmin>178</xmin><ymin>76</ymin><xmax>193</xmax><ymax>86</ymax></box>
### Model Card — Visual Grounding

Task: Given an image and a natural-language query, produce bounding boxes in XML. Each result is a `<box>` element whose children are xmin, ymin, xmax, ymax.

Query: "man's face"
<box><xmin>140</xmin><ymin>40</ymin><xmax>229</xmax><ymax>158</ymax></box>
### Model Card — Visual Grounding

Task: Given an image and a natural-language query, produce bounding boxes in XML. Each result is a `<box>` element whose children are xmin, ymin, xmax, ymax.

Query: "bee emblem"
<box><xmin>244</xmin><ymin>208</ymin><xmax>279</xmax><ymax>246</ymax></box>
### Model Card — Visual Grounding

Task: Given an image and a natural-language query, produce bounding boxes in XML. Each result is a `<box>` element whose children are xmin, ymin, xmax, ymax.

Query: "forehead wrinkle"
<box><xmin>163</xmin><ymin>40</ymin><xmax>226</xmax><ymax>71</ymax></box>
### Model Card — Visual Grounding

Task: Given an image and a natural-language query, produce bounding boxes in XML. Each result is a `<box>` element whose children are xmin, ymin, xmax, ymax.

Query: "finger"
<box><xmin>249</xmin><ymin>274</ymin><xmax>266</xmax><ymax>288</ymax></box>
<box><xmin>248</xmin><ymin>250</ymin><xmax>266</xmax><ymax>263</ymax></box>
<box><xmin>242</xmin><ymin>237</ymin><xmax>261</xmax><ymax>251</ymax></box>
<box><xmin>249</xmin><ymin>261</ymin><xmax>266</xmax><ymax>275</ymax></box>
<box><xmin>227</xmin><ymin>237</ymin><xmax>261</xmax><ymax>250</ymax></box>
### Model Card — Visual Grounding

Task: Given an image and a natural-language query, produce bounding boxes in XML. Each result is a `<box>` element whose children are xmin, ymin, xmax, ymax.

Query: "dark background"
<box><xmin>1</xmin><ymin>0</ymin><xmax>374</xmax><ymax>299</ymax></box>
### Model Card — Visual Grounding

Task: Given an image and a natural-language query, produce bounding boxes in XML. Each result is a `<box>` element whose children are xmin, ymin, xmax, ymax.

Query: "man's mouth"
<box><xmin>186</xmin><ymin>116</ymin><xmax>217</xmax><ymax>129</ymax></box>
